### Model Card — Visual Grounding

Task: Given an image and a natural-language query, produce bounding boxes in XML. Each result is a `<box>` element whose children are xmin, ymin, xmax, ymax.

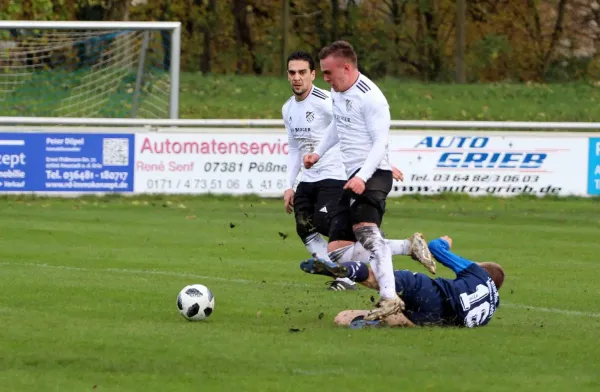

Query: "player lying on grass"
<box><xmin>303</xmin><ymin>235</ymin><xmax>504</xmax><ymax>327</ymax></box>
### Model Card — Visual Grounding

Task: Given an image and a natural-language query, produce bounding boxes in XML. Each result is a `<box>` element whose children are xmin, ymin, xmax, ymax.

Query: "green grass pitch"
<box><xmin>0</xmin><ymin>195</ymin><xmax>599</xmax><ymax>391</ymax></box>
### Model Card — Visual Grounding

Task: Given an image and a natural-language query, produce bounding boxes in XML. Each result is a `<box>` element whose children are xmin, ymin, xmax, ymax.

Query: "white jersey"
<box><xmin>315</xmin><ymin>74</ymin><xmax>391</xmax><ymax>182</ymax></box>
<box><xmin>282</xmin><ymin>85</ymin><xmax>346</xmax><ymax>188</ymax></box>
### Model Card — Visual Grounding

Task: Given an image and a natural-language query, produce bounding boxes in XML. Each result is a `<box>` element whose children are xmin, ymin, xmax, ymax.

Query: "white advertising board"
<box><xmin>2</xmin><ymin>127</ymin><xmax>595</xmax><ymax>197</ymax></box>
<box><xmin>133</xmin><ymin>130</ymin><xmax>599</xmax><ymax>198</ymax></box>
<box><xmin>388</xmin><ymin>133</ymin><xmax>590</xmax><ymax>197</ymax></box>
<box><xmin>134</xmin><ymin>132</ymin><xmax>289</xmax><ymax>195</ymax></box>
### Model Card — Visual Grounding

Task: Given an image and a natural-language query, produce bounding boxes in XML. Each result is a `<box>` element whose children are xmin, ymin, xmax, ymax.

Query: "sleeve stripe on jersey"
<box><xmin>312</xmin><ymin>87</ymin><xmax>327</xmax><ymax>96</ymax></box>
<box><xmin>311</xmin><ymin>89</ymin><xmax>327</xmax><ymax>100</ymax></box>
<box><xmin>357</xmin><ymin>80</ymin><xmax>371</xmax><ymax>93</ymax></box>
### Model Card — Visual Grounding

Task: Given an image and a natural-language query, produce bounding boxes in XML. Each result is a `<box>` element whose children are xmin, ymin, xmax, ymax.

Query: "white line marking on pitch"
<box><xmin>292</xmin><ymin>368</ymin><xmax>343</xmax><ymax>376</ymax></box>
<box><xmin>2</xmin><ymin>261</ymin><xmax>600</xmax><ymax>319</ymax></box>
<box><xmin>500</xmin><ymin>303</ymin><xmax>600</xmax><ymax>318</ymax></box>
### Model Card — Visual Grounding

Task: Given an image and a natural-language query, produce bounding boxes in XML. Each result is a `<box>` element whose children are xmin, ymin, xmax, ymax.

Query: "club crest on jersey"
<box><xmin>306</xmin><ymin>111</ymin><xmax>314</xmax><ymax>123</ymax></box>
<box><xmin>345</xmin><ymin>99</ymin><xmax>353</xmax><ymax>111</ymax></box>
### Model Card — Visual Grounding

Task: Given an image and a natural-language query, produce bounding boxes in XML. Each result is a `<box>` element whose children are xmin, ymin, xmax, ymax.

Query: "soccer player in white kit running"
<box><xmin>282</xmin><ymin>51</ymin><xmax>435</xmax><ymax>291</ymax></box>
<box><xmin>304</xmin><ymin>41</ymin><xmax>427</xmax><ymax>320</ymax></box>
<box><xmin>282</xmin><ymin>51</ymin><xmax>356</xmax><ymax>291</ymax></box>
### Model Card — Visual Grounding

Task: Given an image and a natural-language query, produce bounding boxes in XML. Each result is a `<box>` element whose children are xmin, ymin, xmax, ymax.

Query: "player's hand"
<box><xmin>392</xmin><ymin>166</ymin><xmax>404</xmax><ymax>182</ymax></box>
<box><xmin>283</xmin><ymin>188</ymin><xmax>294</xmax><ymax>214</ymax></box>
<box><xmin>344</xmin><ymin>177</ymin><xmax>366</xmax><ymax>195</ymax></box>
<box><xmin>441</xmin><ymin>235</ymin><xmax>453</xmax><ymax>248</ymax></box>
<box><xmin>303</xmin><ymin>153</ymin><xmax>320</xmax><ymax>169</ymax></box>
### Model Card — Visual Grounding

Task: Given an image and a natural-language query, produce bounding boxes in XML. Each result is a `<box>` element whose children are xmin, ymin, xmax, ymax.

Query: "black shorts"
<box><xmin>329</xmin><ymin>169</ymin><xmax>393</xmax><ymax>242</ymax></box>
<box><xmin>293</xmin><ymin>179</ymin><xmax>346</xmax><ymax>237</ymax></box>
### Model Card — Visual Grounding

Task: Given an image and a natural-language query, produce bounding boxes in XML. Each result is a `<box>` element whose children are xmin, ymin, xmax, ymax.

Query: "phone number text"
<box><xmin>411</xmin><ymin>173</ymin><xmax>540</xmax><ymax>183</ymax></box>
<box><xmin>144</xmin><ymin>178</ymin><xmax>288</xmax><ymax>191</ymax></box>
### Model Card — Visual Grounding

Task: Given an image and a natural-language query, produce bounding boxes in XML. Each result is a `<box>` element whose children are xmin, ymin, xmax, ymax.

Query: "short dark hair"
<box><xmin>318</xmin><ymin>40</ymin><xmax>357</xmax><ymax>66</ymax></box>
<box><xmin>287</xmin><ymin>51</ymin><xmax>315</xmax><ymax>71</ymax></box>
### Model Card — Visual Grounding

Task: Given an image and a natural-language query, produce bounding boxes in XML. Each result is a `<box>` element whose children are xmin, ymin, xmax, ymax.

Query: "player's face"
<box><xmin>320</xmin><ymin>56</ymin><xmax>350</xmax><ymax>92</ymax></box>
<box><xmin>287</xmin><ymin>60</ymin><xmax>315</xmax><ymax>98</ymax></box>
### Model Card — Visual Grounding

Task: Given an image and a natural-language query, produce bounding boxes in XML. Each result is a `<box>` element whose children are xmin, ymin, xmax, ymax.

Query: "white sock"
<box><xmin>350</xmin><ymin>239</ymin><xmax>410</xmax><ymax>262</ymax></box>
<box><xmin>328</xmin><ymin>244</ymin><xmax>355</xmax><ymax>263</ymax></box>
<box><xmin>386</xmin><ymin>239</ymin><xmax>411</xmax><ymax>256</ymax></box>
<box><xmin>303</xmin><ymin>233</ymin><xmax>328</xmax><ymax>258</ymax></box>
<box><xmin>351</xmin><ymin>242</ymin><xmax>372</xmax><ymax>263</ymax></box>
<box><xmin>355</xmin><ymin>226</ymin><xmax>396</xmax><ymax>299</ymax></box>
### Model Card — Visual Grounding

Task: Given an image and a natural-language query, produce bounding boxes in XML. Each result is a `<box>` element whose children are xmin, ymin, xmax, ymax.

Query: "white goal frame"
<box><xmin>0</xmin><ymin>20</ymin><xmax>181</xmax><ymax>119</ymax></box>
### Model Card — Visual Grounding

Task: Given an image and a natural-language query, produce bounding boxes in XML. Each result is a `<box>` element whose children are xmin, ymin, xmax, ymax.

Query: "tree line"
<box><xmin>2</xmin><ymin>0</ymin><xmax>599</xmax><ymax>82</ymax></box>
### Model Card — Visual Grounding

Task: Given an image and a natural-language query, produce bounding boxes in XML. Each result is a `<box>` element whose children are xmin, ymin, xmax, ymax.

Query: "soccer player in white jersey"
<box><xmin>282</xmin><ymin>51</ymin><xmax>434</xmax><ymax>291</ymax></box>
<box><xmin>282</xmin><ymin>51</ymin><xmax>356</xmax><ymax>291</ymax></box>
<box><xmin>304</xmin><ymin>41</ymin><xmax>435</xmax><ymax>320</ymax></box>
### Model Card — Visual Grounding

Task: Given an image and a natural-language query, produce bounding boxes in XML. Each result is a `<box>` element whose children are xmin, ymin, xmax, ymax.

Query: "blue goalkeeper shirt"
<box><xmin>429</xmin><ymin>238</ymin><xmax>500</xmax><ymax>327</ymax></box>
<box><xmin>393</xmin><ymin>238</ymin><xmax>500</xmax><ymax>327</ymax></box>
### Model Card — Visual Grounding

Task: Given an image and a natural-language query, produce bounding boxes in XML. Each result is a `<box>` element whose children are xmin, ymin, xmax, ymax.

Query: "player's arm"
<box><xmin>355</xmin><ymin>97</ymin><xmax>391</xmax><ymax>182</ymax></box>
<box><xmin>313</xmin><ymin>117</ymin><xmax>338</xmax><ymax>159</ymax></box>
<box><xmin>428</xmin><ymin>237</ymin><xmax>474</xmax><ymax>274</ymax></box>
<box><xmin>283</xmin><ymin>108</ymin><xmax>300</xmax><ymax>213</ymax></box>
<box><xmin>285</xmin><ymin>129</ymin><xmax>302</xmax><ymax>190</ymax></box>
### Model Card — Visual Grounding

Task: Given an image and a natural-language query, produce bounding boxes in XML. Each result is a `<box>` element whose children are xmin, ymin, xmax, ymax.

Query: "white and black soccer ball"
<box><xmin>177</xmin><ymin>284</ymin><xmax>215</xmax><ymax>321</ymax></box>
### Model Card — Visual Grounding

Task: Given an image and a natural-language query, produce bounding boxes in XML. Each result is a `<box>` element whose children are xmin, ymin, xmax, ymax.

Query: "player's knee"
<box><xmin>354</xmin><ymin>225</ymin><xmax>385</xmax><ymax>253</ymax></box>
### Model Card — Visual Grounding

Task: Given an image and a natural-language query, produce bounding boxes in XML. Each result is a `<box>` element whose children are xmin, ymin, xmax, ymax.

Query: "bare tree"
<box><xmin>231</xmin><ymin>0</ymin><xmax>263</xmax><ymax>74</ymax></box>
<box><xmin>514</xmin><ymin>0</ymin><xmax>569</xmax><ymax>79</ymax></box>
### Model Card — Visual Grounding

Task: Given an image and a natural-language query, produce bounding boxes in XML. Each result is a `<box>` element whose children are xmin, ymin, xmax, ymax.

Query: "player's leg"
<box><xmin>318</xmin><ymin>191</ymin><xmax>356</xmax><ymax>272</ymax></box>
<box><xmin>348</xmin><ymin>169</ymin><xmax>403</xmax><ymax>319</ymax></box>
<box><xmin>408</xmin><ymin>233</ymin><xmax>436</xmax><ymax>273</ymax></box>
<box><xmin>314</xmin><ymin>181</ymin><xmax>357</xmax><ymax>290</ymax></box>
<box><xmin>293</xmin><ymin>182</ymin><xmax>328</xmax><ymax>258</ymax></box>
<box><xmin>300</xmin><ymin>235</ymin><xmax>432</xmax><ymax>278</ymax></box>
<box><xmin>305</xmin><ymin>237</ymin><xmax>414</xmax><ymax>267</ymax></box>
<box><xmin>327</xmin><ymin>243</ymin><xmax>356</xmax><ymax>263</ymax></box>
<box><xmin>312</xmin><ymin>179</ymin><xmax>346</xmax><ymax>239</ymax></box>
<box><xmin>300</xmin><ymin>243</ymin><xmax>355</xmax><ymax>276</ymax></box>
<box><xmin>348</xmin><ymin>234</ymin><xmax>435</xmax><ymax>273</ymax></box>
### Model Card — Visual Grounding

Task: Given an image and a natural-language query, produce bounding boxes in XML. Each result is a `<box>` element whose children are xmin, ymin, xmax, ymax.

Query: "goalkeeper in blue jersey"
<box><xmin>305</xmin><ymin>235</ymin><xmax>504</xmax><ymax>328</ymax></box>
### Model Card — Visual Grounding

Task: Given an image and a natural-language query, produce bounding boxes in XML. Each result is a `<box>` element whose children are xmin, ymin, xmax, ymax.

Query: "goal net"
<box><xmin>0</xmin><ymin>21</ymin><xmax>180</xmax><ymax>119</ymax></box>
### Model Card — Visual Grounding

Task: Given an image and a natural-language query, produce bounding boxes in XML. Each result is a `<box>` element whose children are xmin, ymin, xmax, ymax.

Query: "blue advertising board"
<box><xmin>0</xmin><ymin>133</ymin><xmax>134</xmax><ymax>192</ymax></box>
<box><xmin>589</xmin><ymin>137</ymin><xmax>600</xmax><ymax>196</ymax></box>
